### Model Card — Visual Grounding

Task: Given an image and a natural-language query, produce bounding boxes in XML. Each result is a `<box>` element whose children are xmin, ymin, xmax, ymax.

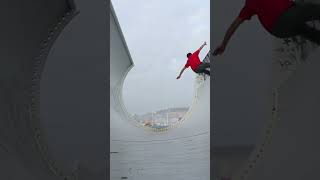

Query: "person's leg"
<box><xmin>201</xmin><ymin>63</ymin><xmax>210</xmax><ymax>76</ymax></box>
<box><xmin>201</xmin><ymin>62</ymin><xmax>210</xmax><ymax>69</ymax></box>
<box><xmin>196</xmin><ymin>63</ymin><xmax>210</xmax><ymax>72</ymax></box>
<box><xmin>271</xmin><ymin>3</ymin><xmax>320</xmax><ymax>38</ymax></box>
<box><xmin>297</xmin><ymin>24</ymin><xmax>320</xmax><ymax>45</ymax></box>
<box><xmin>195</xmin><ymin>63</ymin><xmax>210</xmax><ymax>76</ymax></box>
<box><xmin>203</xmin><ymin>70</ymin><xmax>210</xmax><ymax>76</ymax></box>
<box><xmin>296</xmin><ymin>2</ymin><xmax>320</xmax><ymax>22</ymax></box>
<box><xmin>271</xmin><ymin>8</ymin><xmax>300</xmax><ymax>38</ymax></box>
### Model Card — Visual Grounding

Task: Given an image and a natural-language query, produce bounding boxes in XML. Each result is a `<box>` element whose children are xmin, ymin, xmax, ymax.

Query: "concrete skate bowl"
<box><xmin>0</xmin><ymin>0</ymin><xmax>80</xmax><ymax>179</ymax></box>
<box><xmin>118</xmin><ymin>52</ymin><xmax>211</xmax><ymax>133</ymax></box>
<box><xmin>110</xmin><ymin>52</ymin><xmax>210</xmax><ymax>179</ymax></box>
<box><xmin>1</xmin><ymin>0</ymin><xmax>109</xmax><ymax>179</ymax></box>
<box><xmin>110</xmin><ymin>3</ymin><xmax>210</xmax><ymax>179</ymax></box>
<box><xmin>110</xmin><ymin>2</ymin><xmax>211</xmax><ymax>133</ymax></box>
<box><xmin>39</xmin><ymin>0</ymin><xmax>109</xmax><ymax>179</ymax></box>
<box><xmin>231</xmin><ymin>35</ymin><xmax>320</xmax><ymax>179</ymax></box>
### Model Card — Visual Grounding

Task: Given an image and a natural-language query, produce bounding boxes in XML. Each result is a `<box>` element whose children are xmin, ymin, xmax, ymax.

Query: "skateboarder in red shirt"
<box><xmin>214</xmin><ymin>0</ymin><xmax>320</xmax><ymax>56</ymax></box>
<box><xmin>177</xmin><ymin>41</ymin><xmax>210</xmax><ymax>79</ymax></box>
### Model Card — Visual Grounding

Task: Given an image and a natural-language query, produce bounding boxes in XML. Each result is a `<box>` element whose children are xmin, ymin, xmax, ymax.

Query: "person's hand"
<box><xmin>176</xmin><ymin>75</ymin><xmax>181</xmax><ymax>79</ymax></box>
<box><xmin>213</xmin><ymin>43</ymin><xmax>226</xmax><ymax>56</ymax></box>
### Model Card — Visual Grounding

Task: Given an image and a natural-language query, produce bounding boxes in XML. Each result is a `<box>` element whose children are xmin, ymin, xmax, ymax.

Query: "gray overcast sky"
<box><xmin>112</xmin><ymin>0</ymin><xmax>210</xmax><ymax>114</ymax></box>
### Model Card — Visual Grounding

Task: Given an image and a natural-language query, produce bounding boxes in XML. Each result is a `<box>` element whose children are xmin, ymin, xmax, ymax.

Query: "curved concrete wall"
<box><xmin>110</xmin><ymin>4</ymin><xmax>210</xmax><ymax>180</ymax></box>
<box><xmin>40</xmin><ymin>0</ymin><xmax>109</xmax><ymax>179</ymax></box>
<box><xmin>212</xmin><ymin>0</ymin><xmax>273</xmax><ymax>178</ymax></box>
<box><xmin>1</xmin><ymin>0</ymin><xmax>109</xmax><ymax>179</ymax></box>
<box><xmin>232</xmin><ymin>0</ymin><xmax>320</xmax><ymax>179</ymax></box>
<box><xmin>213</xmin><ymin>0</ymin><xmax>273</xmax><ymax>147</ymax></box>
<box><xmin>0</xmin><ymin>1</ymin><xmax>78</xmax><ymax>179</ymax></box>
<box><xmin>240</xmin><ymin>50</ymin><xmax>320</xmax><ymax>180</ymax></box>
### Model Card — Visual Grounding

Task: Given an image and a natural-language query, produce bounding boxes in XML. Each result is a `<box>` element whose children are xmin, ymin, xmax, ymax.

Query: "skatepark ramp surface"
<box><xmin>213</xmin><ymin>0</ymin><xmax>320</xmax><ymax>179</ymax></box>
<box><xmin>0</xmin><ymin>1</ymin><xmax>78</xmax><ymax>179</ymax></box>
<box><xmin>110</xmin><ymin>3</ymin><xmax>210</xmax><ymax>180</ymax></box>
<box><xmin>231</xmin><ymin>0</ymin><xmax>320</xmax><ymax>178</ymax></box>
<box><xmin>1</xmin><ymin>0</ymin><xmax>109</xmax><ymax>179</ymax></box>
<box><xmin>233</xmin><ymin>49</ymin><xmax>320</xmax><ymax>180</ymax></box>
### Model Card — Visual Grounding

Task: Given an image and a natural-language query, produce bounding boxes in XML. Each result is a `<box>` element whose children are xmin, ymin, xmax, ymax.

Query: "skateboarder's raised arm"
<box><xmin>197</xmin><ymin>41</ymin><xmax>207</xmax><ymax>53</ymax></box>
<box><xmin>214</xmin><ymin>17</ymin><xmax>245</xmax><ymax>56</ymax></box>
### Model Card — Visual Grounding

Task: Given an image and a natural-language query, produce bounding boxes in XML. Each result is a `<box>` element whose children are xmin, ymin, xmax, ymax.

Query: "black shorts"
<box><xmin>194</xmin><ymin>62</ymin><xmax>210</xmax><ymax>75</ymax></box>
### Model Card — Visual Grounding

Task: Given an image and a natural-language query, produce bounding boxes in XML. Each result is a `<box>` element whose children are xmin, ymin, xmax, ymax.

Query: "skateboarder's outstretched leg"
<box><xmin>271</xmin><ymin>2</ymin><xmax>320</xmax><ymax>45</ymax></box>
<box><xmin>201</xmin><ymin>69</ymin><xmax>210</xmax><ymax>76</ymax></box>
<box><xmin>295</xmin><ymin>2</ymin><xmax>320</xmax><ymax>45</ymax></box>
<box><xmin>298</xmin><ymin>24</ymin><xmax>320</xmax><ymax>45</ymax></box>
<box><xmin>298</xmin><ymin>2</ymin><xmax>320</xmax><ymax>22</ymax></box>
<box><xmin>195</xmin><ymin>62</ymin><xmax>210</xmax><ymax>76</ymax></box>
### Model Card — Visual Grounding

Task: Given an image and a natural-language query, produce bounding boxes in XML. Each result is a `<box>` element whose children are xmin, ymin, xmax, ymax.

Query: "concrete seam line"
<box><xmin>29</xmin><ymin>7</ymin><xmax>79</xmax><ymax>180</ymax></box>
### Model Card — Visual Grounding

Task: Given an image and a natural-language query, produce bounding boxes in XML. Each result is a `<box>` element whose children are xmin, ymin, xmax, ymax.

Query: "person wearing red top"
<box><xmin>214</xmin><ymin>0</ymin><xmax>320</xmax><ymax>56</ymax></box>
<box><xmin>177</xmin><ymin>41</ymin><xmax>210</xmax><ymax>79</ymax></box>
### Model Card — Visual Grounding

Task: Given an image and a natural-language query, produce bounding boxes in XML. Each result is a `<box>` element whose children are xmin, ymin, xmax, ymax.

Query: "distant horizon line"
<box><xmin>131</xmin><ymin>106</ymin><xmax>190</xmax><ymax>116</ymax></box>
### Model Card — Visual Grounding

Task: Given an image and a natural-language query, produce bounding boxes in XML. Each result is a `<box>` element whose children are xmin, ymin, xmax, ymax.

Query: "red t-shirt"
<box><xmin>185</xmin><ymin>50</ymin><xmax>202</xmax><ymax>71</ymax></box>
<box><xmin>238</xmin><ymin>0</ymin><xmax>294</xmax><ymax>32</ymax></box>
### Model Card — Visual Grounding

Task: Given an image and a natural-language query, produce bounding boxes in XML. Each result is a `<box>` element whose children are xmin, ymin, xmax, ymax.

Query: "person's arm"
<box><xmin>213</xmin><ymin>17</ymin><xmax>244</xmax><ymax>56</ymax></box>
<box><xmin>176</xmin><ymin>67</ymin><xmax>187</xmax><ymax>79</ymax></box>
<box><xmin>197</xmin><ymin>41</ymin><xmax>207</xmax><ymax>52</ymax></box>
<box><xmin>213</xmin><ymin>4</ymin><xmax>255</xmax><ymax>56</ymax></box>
